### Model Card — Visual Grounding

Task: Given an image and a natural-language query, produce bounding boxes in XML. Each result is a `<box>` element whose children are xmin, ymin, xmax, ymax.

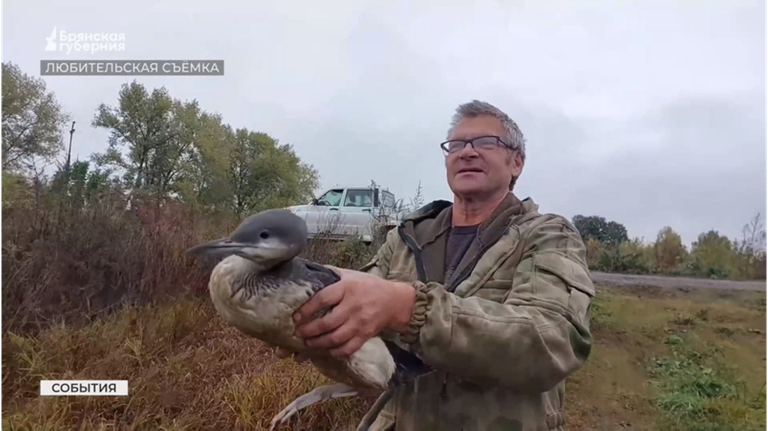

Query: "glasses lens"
<box><xmin>444</xmin><ymin>140</ymin><xmax>466</xmax><ymax>153</ymax></box>
<box><xmin>473</xmin><ymin>136</ymin><xmax>499</xmax><ymax>150</ymax></box>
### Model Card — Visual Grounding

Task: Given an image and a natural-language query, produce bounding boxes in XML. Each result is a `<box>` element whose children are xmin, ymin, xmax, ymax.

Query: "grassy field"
<box><xmin>2</xmin><ymin>284</ymin><xmax>765</xmax><ymax>431</ymax></box>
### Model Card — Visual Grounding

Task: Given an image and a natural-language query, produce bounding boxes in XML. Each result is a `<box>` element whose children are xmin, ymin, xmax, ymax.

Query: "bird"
<box><xmin>187</xmin><ymin>208</ymin><xmax>432</xmax><ymax>430</ymax></box>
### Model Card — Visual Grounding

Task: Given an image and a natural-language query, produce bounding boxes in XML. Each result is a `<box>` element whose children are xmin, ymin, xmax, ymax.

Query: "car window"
<box><xmin>344</xmin><ymin>189</ymin><xmax>373</xmax><ymax>207</ymax></box>
<box><xmin>317</xmin><ymin>189</ymin><xmax>343</xmax><ymax>206</ymax></box>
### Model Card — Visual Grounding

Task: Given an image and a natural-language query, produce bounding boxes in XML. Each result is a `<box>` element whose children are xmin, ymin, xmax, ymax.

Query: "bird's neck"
<box><xmin>235</xmin><ymin>256</ymin><xmax>266</xmax><ymax>273</ymax></box>
<box><xmin>241</xmin><ymin>256</ymin><xmax>295</xmax><ymax>276</ymax></box>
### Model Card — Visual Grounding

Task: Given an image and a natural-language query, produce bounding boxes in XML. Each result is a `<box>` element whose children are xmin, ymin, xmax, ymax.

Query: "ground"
<box><xmin>2</xmin><ymin>278</ymin><xmax>766</xmax><ymax>431</ymax></box>
<box><xmin>592</xmin><ymin>271</ymin><xmax>766</xmax><ymax>292</ymax></box>
<box><xmin>565</xmin><ymin>284</ymin><xmax>765</xmax><ymax>431</ymax></box>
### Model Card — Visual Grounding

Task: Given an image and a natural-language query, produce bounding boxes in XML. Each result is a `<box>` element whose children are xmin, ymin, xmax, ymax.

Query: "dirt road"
<box><xmin>592</xmin><ymin>271</ymin><xmax>766</xmax><ymax>292</ymax></box>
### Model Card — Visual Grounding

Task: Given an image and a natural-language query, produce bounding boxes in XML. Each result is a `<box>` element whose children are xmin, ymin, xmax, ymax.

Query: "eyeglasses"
<box><xmin>439</xmin><ymin>135</ymin><xmax>512</xmax><ymax>155</ymax></box>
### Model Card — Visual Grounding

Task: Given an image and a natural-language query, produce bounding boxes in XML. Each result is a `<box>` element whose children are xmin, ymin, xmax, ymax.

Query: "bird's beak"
<box><xmin>188</xmin><ymin>237</ymin><xmax>291</xmax><ymax>267</ymax></box>
<box><xmin>187</xmin><ymin>237</ymin><xmax>249</xmax><ymax>257</ymax></box>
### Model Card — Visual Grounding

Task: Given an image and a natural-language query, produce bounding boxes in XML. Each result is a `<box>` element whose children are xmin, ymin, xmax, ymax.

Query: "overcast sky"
<box><xmin>3</xmin><ymin>0</ymin><xmax>766</xmax><ymax>247</ymax></box>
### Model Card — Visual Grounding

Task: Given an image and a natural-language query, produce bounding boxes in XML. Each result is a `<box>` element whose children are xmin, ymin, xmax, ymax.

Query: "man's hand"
<box><xmin>292</xmin><ymin>266</ymin><xmax>416</xmax><ymax>358</ymax></box>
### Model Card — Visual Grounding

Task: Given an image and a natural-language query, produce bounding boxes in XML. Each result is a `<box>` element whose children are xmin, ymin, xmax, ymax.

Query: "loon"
<box><xmin>187</xmin><ymin>208</ymin><xmax>431</xmax><ymax>430</ymax></box>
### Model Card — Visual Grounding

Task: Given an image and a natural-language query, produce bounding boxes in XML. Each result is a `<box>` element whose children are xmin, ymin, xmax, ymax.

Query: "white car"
<box><xmin>286</xmin><ymin>186</ymin><xmax>406</xmax><ymax>243</ymax></box>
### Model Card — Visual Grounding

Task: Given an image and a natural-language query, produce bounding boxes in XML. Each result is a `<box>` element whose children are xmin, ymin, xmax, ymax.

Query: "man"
<box><xmin>281</xmin><ymin>100</ymin><xmax>595</xmax><ymax>430</ymax></box>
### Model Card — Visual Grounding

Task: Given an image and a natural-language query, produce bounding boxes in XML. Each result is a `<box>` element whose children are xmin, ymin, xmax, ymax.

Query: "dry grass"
<box><xmin>3</xmin><ymin>285</ymin><xmax>765</xmax><ymax>431</ymax></box>
<box><xmin>2</xmin><ymin>299</ymin><xmax>373</xmax><ymax>431</ymax></box>
<box><xmin>1</xmin><ymin>192</ymin><xmax>378</xmax><ymax>431</ymax></box>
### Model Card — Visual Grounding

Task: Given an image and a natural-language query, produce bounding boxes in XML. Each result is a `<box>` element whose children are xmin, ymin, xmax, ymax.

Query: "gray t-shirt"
<box><xmin>444</xmin><ymin>225</ymin><xmax>479</xmax><ymax>282</ymax></box>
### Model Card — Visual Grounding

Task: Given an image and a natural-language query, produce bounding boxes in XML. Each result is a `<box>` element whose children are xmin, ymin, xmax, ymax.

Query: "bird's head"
<box><xmin>187</xmin><ymin>208</ymin><xmax>308</xmax><ymax>270</ymax></box>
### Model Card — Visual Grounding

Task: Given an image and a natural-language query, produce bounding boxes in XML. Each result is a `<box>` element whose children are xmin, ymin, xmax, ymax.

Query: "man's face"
<box><xmin>444</xmin><ymin>115</ymin><xmax>524</xmax><ymax>198</ymax></box>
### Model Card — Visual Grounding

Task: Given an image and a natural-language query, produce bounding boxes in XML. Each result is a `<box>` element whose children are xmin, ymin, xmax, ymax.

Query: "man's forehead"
<box><xmin>448</xmin><ymin>115</ymin><xmax>506</xmax><ymax>139</ymax></box>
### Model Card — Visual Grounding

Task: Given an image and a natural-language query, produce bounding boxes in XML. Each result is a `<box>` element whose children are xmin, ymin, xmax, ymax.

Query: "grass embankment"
<box><xmin>3</xmin><ymin>285</ymin><xmax>765</xmax><ymax>431</ymax></box>
<box><xmin>567</xmin><ymin>286</ymin><xmax>766</xmax><ymax>431</ymax></box>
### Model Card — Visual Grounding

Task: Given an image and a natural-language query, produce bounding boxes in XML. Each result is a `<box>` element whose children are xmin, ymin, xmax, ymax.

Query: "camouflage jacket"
<box><xmin>359</xmin><ymin>193</ymin><xmax>595</xmax><ymax>431</ymax></box>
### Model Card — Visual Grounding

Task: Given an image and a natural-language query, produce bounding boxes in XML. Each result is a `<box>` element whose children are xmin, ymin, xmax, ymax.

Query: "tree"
<box><xmin>93</xmin><ymin>81</ymin><xmax>226</xmax><ymax>201</ymax></box>
<box><xmin>2</xmin><ymin>62</ymin><xmax>70</xmax><ymax>172</ymax></box>
<box><xmin>173</xmin><ymin>112</ymin><xmax>233</xmax><ymax>210</ymax></box>
<box><xmin>91</xmin><ymin>81</ymin><xmax>318</xmax><ymax>213</ymax></box>
<box><xmin>571</xmin><ymin>214</ymin><xmax>629</xmax><ymax>245</ymax></box>
<box><xmin>91</xmin><ymin>81</ymin><xmax>177</xmax><ymax>194</ymax></box>
<box><xmin>653</xmin><ymin>226</ymin><xmax>687</xmax><ymax>271</ymax></box>
<box><xmin>689</xmin><ymin>230</ymin><xmax>737</xmax><ymax>278</ymax></box>
<box><xmin>91</xmin><ymin>81</ymin><xmax>213</xmax><ymax>201</ymax></box>
<box><xmin>50</xmin><ymin>160</ymin><xmax>112</xmax><ymax>210</ymax></box>
<box><xmin>227</xmin><ymin>129</ymin><xmax>318</xmax><ymax>214</ymax></box>
<box><xmin>736</xmin><ymin>212</ymin><xmax>767</xmax><ymax>254</ymax></box>
<box><xmin>733</xmin><ymin>213</ymin><xmax>767</xmax><ymax>280</ymax></box>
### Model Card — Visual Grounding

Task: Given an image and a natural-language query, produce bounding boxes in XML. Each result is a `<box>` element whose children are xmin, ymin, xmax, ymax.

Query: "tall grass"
<box><xmin>1</xmin><ymin>181</ymin><xmax>378</xmax><ymax>336</ymax></box>
<box><xmin>2</xmin><ymin>179</ymin><xmax>381</xmax><ymax>430</ymax></box>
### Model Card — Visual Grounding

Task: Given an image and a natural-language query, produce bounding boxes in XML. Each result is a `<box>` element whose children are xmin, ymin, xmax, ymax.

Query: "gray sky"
<box><xmin>3</xmin><ymin>0</ymin><xmax>766</xmax><ymax>248</ymax></box>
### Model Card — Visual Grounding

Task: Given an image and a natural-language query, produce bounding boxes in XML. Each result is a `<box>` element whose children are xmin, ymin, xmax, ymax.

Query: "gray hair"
<box><xmin>447</xmin><ymin>100</ymin><xmax>527</xmax><ymax>161</ymax></box>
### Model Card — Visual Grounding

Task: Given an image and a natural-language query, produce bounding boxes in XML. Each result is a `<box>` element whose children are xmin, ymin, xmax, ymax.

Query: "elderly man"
<box><xmin>284</xmin><ymin>100</ymin><xmax>595</xmax><ymax>431</ymax></box>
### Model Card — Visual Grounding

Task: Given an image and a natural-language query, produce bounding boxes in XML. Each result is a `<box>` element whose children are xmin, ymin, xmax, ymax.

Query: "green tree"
<box><xmin>572</xmin><ymin>214</ymin><xmax>629</xmax><ymax>245</ymax></box>
<box><xmin>50</xmin><ymin>160</ymin><xmax>112</xmax><ymax>210</ymax></box>
<box><xmin>92</xmin><ymin>80</ymin><xmax>319</xmax><ymax>213</ymax></box>
<box><xmin>91</xmin><ymin>80</ymin><xmax>200</xmax><ymax>197</ymax></box>
<box><xmin>689</xmin><ymin>230</ymin><xmax>737</xmax><ymax>278</ymax></box>
<box><xmin>227</xmin><ymin>129</ymin><xmax>318</xmax><ymax>214</ymax></box>
<box><xmin>173</xmin><ymin>112</ymin><xmax>233</xmax><ymax>210</ymax></box>
<box><xmin>2</xmin><ymin>62</ymin><xmax>70</xmax><ymax>172</ymax></box>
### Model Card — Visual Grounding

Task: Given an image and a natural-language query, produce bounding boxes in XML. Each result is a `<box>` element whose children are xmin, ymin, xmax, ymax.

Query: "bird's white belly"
<box><xmin>208</xmin><ymin>256</ymin><xmax>395</xmax><ymax>391</ymax></box>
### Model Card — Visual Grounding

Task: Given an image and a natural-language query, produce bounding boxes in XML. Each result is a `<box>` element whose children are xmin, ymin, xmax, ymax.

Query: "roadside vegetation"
<box><xmin>2</xmin><ymin>60</ymin><xmax>766</xmax><ymax>430</ymax></box>
<box><xmin>575</xmin><ymin>215</ymin><xmax>766</xmax><ymax>281</ymax></box>
<box><xmin>4</xmin><ymin>285</ymin><xmax>764</xmax><ymax>430</ymax></box>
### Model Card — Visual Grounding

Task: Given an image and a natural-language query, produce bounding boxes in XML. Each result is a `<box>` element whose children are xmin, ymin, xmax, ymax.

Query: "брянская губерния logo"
<box><xmin>44</xmin><ymin>27</ymin><xmax>126</xmax><ymax>55</ymax></box>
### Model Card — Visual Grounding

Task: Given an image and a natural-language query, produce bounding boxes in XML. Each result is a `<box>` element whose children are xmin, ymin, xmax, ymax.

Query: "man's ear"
<box><xmin>510</xmin><ymin>151</ymin><xmax>524</xmax><ymax>177</ymax></box>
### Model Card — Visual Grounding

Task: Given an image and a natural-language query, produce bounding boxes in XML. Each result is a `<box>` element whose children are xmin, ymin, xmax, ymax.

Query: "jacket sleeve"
<box><xmin>398</xmin><ymin>216</ymin><xmax>595</xmax><ymax>394</ymax></box>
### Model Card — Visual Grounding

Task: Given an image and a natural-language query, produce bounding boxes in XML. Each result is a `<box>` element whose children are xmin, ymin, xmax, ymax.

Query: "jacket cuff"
<box><xmin>400</xmin><ymin>280</ymin><xmax>431</xmax><ymax>345</ymax></box>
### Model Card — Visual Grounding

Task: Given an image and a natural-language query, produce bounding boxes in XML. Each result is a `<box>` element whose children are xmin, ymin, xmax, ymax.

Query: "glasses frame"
<box><xmin>439</xmin><ymin>135</ymin><xmax>513</xmax><ymax>155</ymax></box>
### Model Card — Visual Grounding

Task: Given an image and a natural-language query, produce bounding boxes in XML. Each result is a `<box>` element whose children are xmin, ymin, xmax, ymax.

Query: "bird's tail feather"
<box><xmin>269</xmin><ymin>383</ymin><xmax>358</xmax><ymax>430</ymax></box>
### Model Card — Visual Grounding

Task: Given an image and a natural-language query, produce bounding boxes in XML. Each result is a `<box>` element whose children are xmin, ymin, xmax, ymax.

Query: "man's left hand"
<box><xmin>293</xmin><ymin>266</ymin><xmax>416</xmax><ymax>357</ymax></box>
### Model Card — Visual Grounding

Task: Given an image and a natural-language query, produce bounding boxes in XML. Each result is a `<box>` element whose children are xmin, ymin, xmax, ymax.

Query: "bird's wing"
<box><xmin>295</xmin><ymin>258</ymin><xmax>433</xmax><ymax>380</ymax></box>
<box><xmin>382</xmin><ymin>339</ymin><xmax>434</xmax><ymax>383</ymax></box>
<box><xmin>288</xmin><ymin>258</ymin><xmax>340</xmax><ymax>321</ymax></box>
<box><xmin>296</xmin><ymin>258</ymin><xmax>340</xmax><ymax>290</ymax></box>
<box><xmin>293</xmin><ymin>258</ymin><xmax>433</xmax><ymax>382</ymax></box>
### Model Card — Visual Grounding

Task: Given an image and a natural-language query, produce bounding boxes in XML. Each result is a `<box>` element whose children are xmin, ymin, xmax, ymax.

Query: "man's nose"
<box><xmin>458</xmin><ymin>142</ymin><xmax>479</xmax><ymax>159</ymax></box>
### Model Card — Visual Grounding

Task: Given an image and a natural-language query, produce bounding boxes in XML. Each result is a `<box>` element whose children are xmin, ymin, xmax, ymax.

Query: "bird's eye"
<box><xmin>259</xmin><ymin>231</ymin><xmax>269</xmax><ymax>239</ymax></box>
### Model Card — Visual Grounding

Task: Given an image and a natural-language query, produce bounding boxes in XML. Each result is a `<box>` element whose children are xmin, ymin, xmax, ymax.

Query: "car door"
<box><xmin>304</xmin><ymin>188</ymin><xmax>345</xmax><ymax>238</ymax></box>
<box><xmin>338</xmin><ymin>188</ymin><xmax>375</xmax><ymax>239</ymax></box>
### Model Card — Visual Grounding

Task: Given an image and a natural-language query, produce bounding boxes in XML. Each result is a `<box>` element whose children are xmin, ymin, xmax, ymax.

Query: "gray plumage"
<box><xmin>187</xmin><ymin>208</ymin><xmax>432</xmax><ymax>430</ymax></box>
